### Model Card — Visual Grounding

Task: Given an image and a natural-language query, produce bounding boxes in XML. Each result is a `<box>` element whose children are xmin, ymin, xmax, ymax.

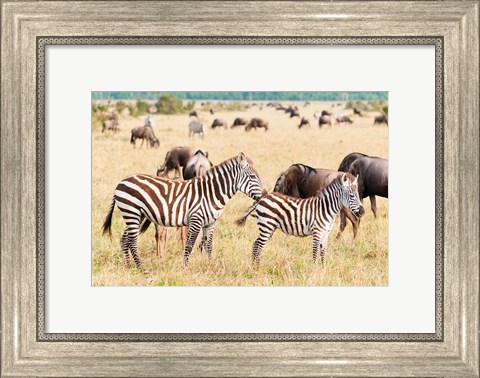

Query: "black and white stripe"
<box><xmin>102</xmin><ymin>153</ymin><xmax>265</xmax><ymax>267</ymax></box>
<box><xmin>236</xmin><ymin>173</ymin><xmax>364</xmax><ymax>267</ymax></box>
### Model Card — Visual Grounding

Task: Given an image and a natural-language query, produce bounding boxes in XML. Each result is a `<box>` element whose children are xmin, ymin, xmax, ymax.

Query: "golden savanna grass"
<box><xmin>92</xmin><ymin>101</ymin><xmax>388</xmax><ymax>286</ymax></box>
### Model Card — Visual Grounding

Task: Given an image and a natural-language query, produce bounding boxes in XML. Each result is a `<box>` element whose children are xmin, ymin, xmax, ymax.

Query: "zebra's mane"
<box><xmin>203</xmin><ymin>155</ymin><xmax>253</xmax><ymax>179</ymax></box>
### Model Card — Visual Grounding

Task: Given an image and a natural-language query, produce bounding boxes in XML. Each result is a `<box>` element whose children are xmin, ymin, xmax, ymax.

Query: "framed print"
<box><xmin>1</xmin><ymin>1</ymin><xmax>478</xmax><ymax>377</ymax></box>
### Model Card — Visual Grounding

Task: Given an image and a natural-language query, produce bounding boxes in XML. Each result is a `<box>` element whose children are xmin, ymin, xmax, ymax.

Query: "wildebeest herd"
<box><xmin>102</xmin><ymin>144</ymin><xmax>388</xmax><ymax>269</ymax></box>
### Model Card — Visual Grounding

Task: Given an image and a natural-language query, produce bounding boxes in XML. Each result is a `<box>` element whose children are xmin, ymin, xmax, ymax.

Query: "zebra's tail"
<box><xmin>102</xmin><ymin>198</ymin><xmax>115</xmax><ymax>239</ymax></box>
<box><xmin>139</xmin><ymin>219</ymin><xmax>152</xmax><ymax>234</ymax></box>
<box><xmin>234</xmin><ymin>202</ymin><xmax>258</xmax><ymax>227</ymax></box>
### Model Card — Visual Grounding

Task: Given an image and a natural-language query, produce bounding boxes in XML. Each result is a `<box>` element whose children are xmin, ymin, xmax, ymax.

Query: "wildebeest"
<box><xmin>157</xmin><ymin>146</ymin><xmax>208</xmax><ymax>178</ymax></box>
<box><xmin>374</xmin><ymin>114</ymin><xmax>388</xmax><ymax>126</ymax></box>
<box><xmin>183</xmin><ymin>150</ymin><xmax>213</xmax><ymax>180</ymax></box>
<box><xmin>102</xmin><ymin>119</ymin><xmax>119</xmax><ymax>133</ymax></box>
<box><xmin>211</xmin><ymin>118</ymin><xmax>227</xmax><ymax>129</ymax></box>
<box><xmin>209</xmin><ymin>108</ymin><xmax>215</xmax><ymax>115</ymax></box>
<box><xmin>298</xmin><ymin>116</ymin><xmax>310</xmax><ymax>129</ymax></box>
<box><xmin>189</xmin><ymin>110</ymin><xmax>198</xmax><ymax>118</ymax></box>
<box><xmin>231</xmin><ymin>117</ymin><xmax>249</xmax><ymax>128</ymax></box>
<box><xmin>289</xmin><ymin>109</ymin><xmax>300</xmax><ymax>118</ymax></box>
<box><xmin>245</xmin><ymin>118</ymin><xmax>269</xmax><ymax>132</ymax></box>
<box><xmin>188</xmin><ymin>121</ymin><xmax>206</xmax><ymax>139</ymax></box>
<box><xmin>353</xmin><ymin>107</ymin><xmax>362</xmax><ymax>116</ymax></box>
<box><xmin>273</xmin><ymin>163</ymin><xmax>362</xmax><ymax>239</ymax></box>
<box><xmin>304</xmin><ymin>101</ymin><xmax>310</xmax><ymax>107</ymax></box>
<box><xmin>336</xmin><ymin>115</ymin><xmax>353</xmax><ymax>124</ymax></box>
<box><xmin>346</xmin><ymin>156</ymin><xmax>388</xmax><ymax>218</ymax></box>
<box><xmin>130</xmin><ymin>126</ymin><xmax>159</xmax><ymax>148</ymax></box>
<box><xmin>319</xmin><ymin>115</ymin><xmax>332</xmax><ymax>127</ymax></box>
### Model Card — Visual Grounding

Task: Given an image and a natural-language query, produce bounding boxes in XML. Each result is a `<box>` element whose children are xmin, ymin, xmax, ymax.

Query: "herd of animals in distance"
<box><xmin>95</xmin><ymin>96</ymin><xmax>388</xmax><ymax>281</ymax></box>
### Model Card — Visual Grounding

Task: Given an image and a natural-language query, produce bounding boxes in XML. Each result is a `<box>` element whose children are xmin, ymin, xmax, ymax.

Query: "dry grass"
<box><xmin>92</xmin><ymin>101</ymin><xmax>388</xmax><ymax>286</ymax></box>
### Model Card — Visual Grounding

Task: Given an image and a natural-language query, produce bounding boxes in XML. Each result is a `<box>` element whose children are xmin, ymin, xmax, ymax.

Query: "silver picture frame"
<box><xmin>1</xmin><ymin>1</ymin><xmax>478</xmax><ymax>376</ymax></box>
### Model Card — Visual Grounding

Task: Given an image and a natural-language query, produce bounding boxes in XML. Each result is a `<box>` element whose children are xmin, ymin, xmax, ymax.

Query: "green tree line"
<box><xmin>92</xmin><ymin>91</ymin><xmax>388</xmax><ymax>102</ymax></box>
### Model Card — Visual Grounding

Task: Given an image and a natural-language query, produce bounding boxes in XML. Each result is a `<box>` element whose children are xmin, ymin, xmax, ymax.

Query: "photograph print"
<box><xmin>92</xmin><ymin>91</ymin><xmax>388</xmax><ymax>286</ymax></box>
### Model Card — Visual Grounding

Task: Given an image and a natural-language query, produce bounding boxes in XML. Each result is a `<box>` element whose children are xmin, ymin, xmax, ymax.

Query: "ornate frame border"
<box><xmin>36</xmin><ymin>36</ymin><xmax>444</xmax><ymax>343</ymax></box>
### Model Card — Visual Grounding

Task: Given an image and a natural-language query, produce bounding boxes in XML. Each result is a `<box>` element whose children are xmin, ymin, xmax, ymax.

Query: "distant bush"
<box><xmin>345</xmin><ymin>100</ymin><xmax>369</xmax><ymax>111</ymax></box>
<box><xmin>115</xmin><ymin>100</ymin><xmax>127</xmax><ymax>113</ymax></box>
<box><xmin>135</xmin><ymin>99</ymin><xmax>149</xmax><ymax>116</ymax></box>
<box><xmin>200</xmin><ymin>101</ymin><xmax>247</xmax><ymax>112</ymax></box>
<box><xmin>156</xmin><ymin>94</ymin><xmax>184</xmax><ymax>114</ymax></box>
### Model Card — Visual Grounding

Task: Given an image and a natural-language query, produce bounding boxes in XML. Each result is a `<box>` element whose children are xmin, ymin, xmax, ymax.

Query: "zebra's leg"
<box><xmin>370</xmin><ymin>195</ymin><xmax>377</xmax><ymax>218</ymax></box>
<box><xmin>126</xmin><ymin>225</ymin><xmax>142</xmax><ymax>268</ymax></box>
<box><xmin>252</xmin><ymin>225</ymin><xmax>274</xmax><ymax>268</ymax></box>
<box><xmin>183</xmin><ymin>220</ymin><xmax>202</xmax><ymax>266</ymax></box>
<box><xmin>120</xmin><ymin>230</ymin><xmax>131</xmax><ymax>268</ymax></box>
<box><xmin>319</xmin><ymin>232</ymin><xmax>331</xmax><ymax>269</ymax></box>
<box><xmin>312</xmin><ymin>229</ymin><xmax>321</xmax><ymax>264</ymax></box>
<box><xmin>201</xmin><ymin>224</ymin><xmax>215</xmax><ymax>258</ymax></box>
<box><xmin>155</xmin><ymin>225</ymin><xmax>167</xmax><ymax>257</ymax></box>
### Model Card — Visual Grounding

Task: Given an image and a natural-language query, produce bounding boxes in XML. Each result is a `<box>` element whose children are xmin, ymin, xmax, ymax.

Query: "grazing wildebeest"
<box><xmin>188</xmin><ymin>121</ymin><xmax>206</xmax><ymax>139</ymax></box>
<box><xmin>374</xmin><ymin>114</ymin><xmax>388</xmax><ymax>126</ymax></box>
<box><xmin>231</xmin><ymin>117</ymin><xmax>249</xmax><ymax>128</ymax></box>
<box><xmin>319</xmin><ymin>115</ymin><xmax>332</xmax><ymax>127</ymax></box>
<box><xmin>298</xmin><ymin>116</ymin><xmax>310</xmax><ymax>129</ymax></box>
<box><xmin>273</xmin><ymin>164</ymin><xmax>362</xmax><ymax>239</ymax></box>
<box><xmin>209</xmin><ymin>108</ymin><xmax>215</xmax><ymax>115</ymax></box>
<box><xmin>353</xmin><ymin>107</ymin><xmax>362</xmax><ymax>116</ymax></box>
<box><xmin>336</xmin><ymin>115</ymin><xmax>353</xmax><ymax>124</ymax></box>
<box><xmin>321</xmin><ymin>110</ymin><xmax>332</xmax><ymax>116</ymax></box>
<box><xmin>157</xmin><ymin>146</ymin><xmax>208</xmax><ymax>178</ymax></box>
<box><xmin>102</xmin><ymin>119</ymin><xmax>119</xmax><ymax>133</ymax></box>
<box><xmin>211</xmin><ymin>118</ymin><xmax>227</xmax><ymax>129</ymax></box>
<box><xmin>152</xmin><ymin>150</ymin><xmax>214</xmax><ymax>256</ymax></box>
<box><xmin>237</xmin><ymin>173</ymin><xmax>364</xmax><ymax>267</ymax></box>
<box><xmin>289</xmin><ymin>109</ymin><xmax>300</xmax><ymax>118</ymax></box>
<box><xmin>245</xmin><ymin>118</ymin><xmax>269</xmax><ymax>132</ymax></box>
<box><xmin>189</xmin><ymin>110</ymin><xmax>198</xmax><ymax>118</ymax></box>
<box><xmin>130</xmin><ymin>126</ymin><xmax>159</xmax><ymax>148</ymax></box>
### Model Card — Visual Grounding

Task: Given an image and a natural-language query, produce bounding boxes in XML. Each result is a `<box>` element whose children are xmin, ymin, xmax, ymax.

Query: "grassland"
<box><xmin>92</xmin><ymin>101</ymin><xmax>388</xmax><ymax>286</ymax></box>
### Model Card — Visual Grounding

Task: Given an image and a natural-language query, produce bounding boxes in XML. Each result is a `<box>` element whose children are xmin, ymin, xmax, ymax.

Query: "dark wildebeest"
<box><xmin>304</xmin><ymin>101</ymin><xmax>310</xmax><ymax>107</ymax></box>
<box><xmin>336</xmin><ymin>115</ymin><xmax>353</xmax><ymax>124</ymax></box>
<box><xmin>273</xmin><ymin>163</ymin><xmax>362</xmax><ymax>239</ymax></box>
<box><xmin>211</xmin><ymin>118</ymin><xmax>227</xmax><ymax>129</ymax></box>
<box><xmin>321</xmin><ymin>110</ymin><xmax>332</xmax><ymax>117</ymax></box>
<box><xmin>353</xmin><ymin>107</ymin><xmax>362</xmax><ymax>116</ymax></box>
<box><xmin>319</xmin><ymin>115</ymin><xmax>332</xmax><ymax>127</ymax></box>
<box><xmin>374</xmin><ymin>114</ymin><xmax>388</xmax><ymax>126</ymax></box>
<box><xmin>298</xmin><ymin>116</ymin><xmax>310</xmax><ymax>129</ymax></box>
<box><xmin>245</xmin><ymin>118</ymin><xmax>269</xmax><ymax>132</ymax></box>
<box><xmin>209</xmin><ymin>108</ymin><xmax>215</xmax><ymax>115</ymax></box>
<box><xmin>156</xmin><ymin>146</ymin><xmax>208</xmax><ymax>178</ymax></box>
<box><xmin>347</xmin><ymin>156</ymin><xmax>388</xmax><ymax>217</ymax></box>
<box><xmin>130</xmin><ymin>126</ymin><xmax>159</xmax><ymax>148</ymax></box>
<box><xmin>189</xmin><ymin>110</ymin><xmax>198</xmax><ymax>118</ymax></box>
<box><xmin>231</xmin><ymin>117</ymin><xmax>249</xmax><ymax>128</ymax></box>
<box><xmin>188</xmin><ymin>121</ymin><xmax>206</xmax><ymax>139</ymax></box>
<box><xmin>289</xmin><ymin>109</ymin><xmax>300</xmax><ymax>118</ymax></box>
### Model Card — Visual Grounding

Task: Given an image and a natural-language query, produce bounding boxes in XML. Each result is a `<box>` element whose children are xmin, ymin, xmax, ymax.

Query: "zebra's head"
<box><xmin>340</xmin><ymin>173</ymin><xmax>365</xmax><ymax>218</ymax></box>
<box><xmin>235</xmin><ymin>153</ymin><xmax>267</xmax><ymax>200</ymax></box>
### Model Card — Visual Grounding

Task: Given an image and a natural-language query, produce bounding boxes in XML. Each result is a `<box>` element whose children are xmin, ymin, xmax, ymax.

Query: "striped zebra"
<box><xmin>235</xmin><ymin>173</ymin><xmax>364</xmax><ymax>268</ymax></box>
<box><xmin>102</xmin><ymin>153</ymin><xmax>266</xmax><ymax>267</ymax></box>
<box><xmin>188</xmin><ymin>121</ymin><xmax>206</xmax><ymax>139</ymax></box>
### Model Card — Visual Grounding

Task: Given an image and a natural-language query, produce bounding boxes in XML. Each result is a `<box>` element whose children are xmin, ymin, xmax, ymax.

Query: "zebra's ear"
<box><xmin>237</xmin><ymin>152</ymin><xmax>248</xmax><ymax>167</ymax></box>
<box><xmin>341</xmin><ymin>172</ymin><xmax>349</xmax><ymax>186</ymax></box>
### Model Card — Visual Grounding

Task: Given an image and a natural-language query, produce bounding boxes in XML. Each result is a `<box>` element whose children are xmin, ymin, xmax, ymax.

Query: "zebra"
<box><xmin>102</xmin><ymin>152</ymin><xmax>266</xmax><ymax>268</ymax></box>
<box><xmin>188</xmin><ymin>121</ymin><xmax>206</xmax><ymax>139</ymax></box>
<box><xmin>235</xmin><ymin>173</ymin><xmax>364</xmax><ymax>268</ymax></box>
